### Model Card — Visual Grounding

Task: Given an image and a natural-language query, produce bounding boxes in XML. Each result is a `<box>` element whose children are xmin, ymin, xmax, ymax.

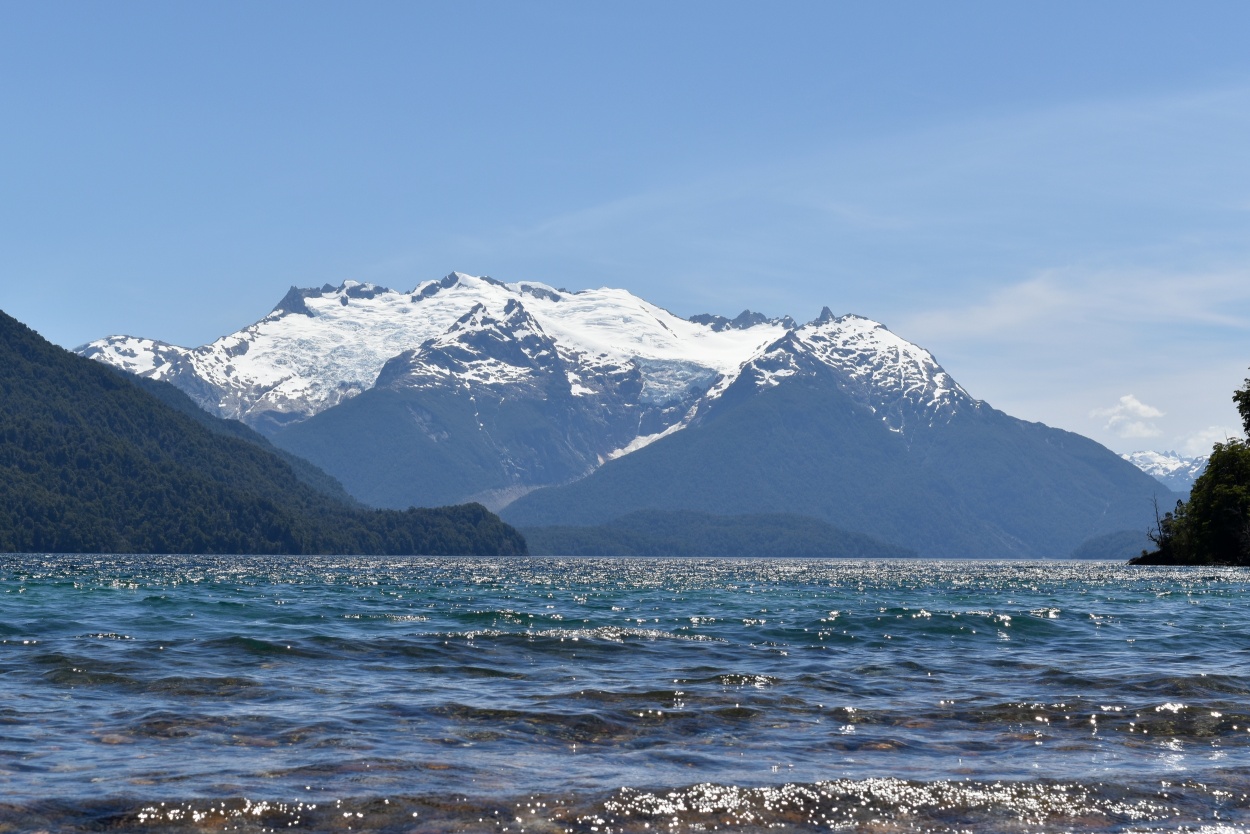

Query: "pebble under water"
<box><xmin>1</xmin><ymin>555</ymin><xmax>1249</xmax><ymax>833</ymax></box>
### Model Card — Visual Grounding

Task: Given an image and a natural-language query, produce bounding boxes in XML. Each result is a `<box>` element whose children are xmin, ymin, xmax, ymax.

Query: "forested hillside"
<box><xmin>0</xmin><ymin>310</ymin><xmax>526</xmax><ymax>555</ymax></box>
<box><xmin>505</xmin><ymin>372</ymin><xmax>1173</xmax><ymax>558</ymax></box>
<box><xmin>522</xmin><ymin>510</ymin><xmax>915</xmax><ymax>557</ymax></box>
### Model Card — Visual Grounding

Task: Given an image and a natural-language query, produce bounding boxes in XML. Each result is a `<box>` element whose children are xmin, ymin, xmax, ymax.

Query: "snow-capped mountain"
<box><xmin>502</xmin><ymin>325</ymin><xmax>1172</xmax><ymax>558</ymax></box>
<box><xmin>79</xmin><ymin>274</ymin><xmax>787</xmax><ymax>433</ymax></box>
<box><xmin>79</xmin><ymin>273</ymin><xmax>969</xmax><ymax>442</ymax></box>
<box><xmin>372</xmin><ymin>297</ymin><xmax>698</xmax><ymax>441</ymax></box>
<box><xmin>699</xmin><ymin>307</ymin><xmax>976</xmax><ymax>432</ymax></box>
<box><xmin>272</xmin><ymin>296</ymin><xmax>696</xmax><ymax>510</ymax></box>
<box><xmin>1122</xmin><ymin>450</ymin><xmax>1208</xmax><ymax>492</ymax></box>
<box><xmin>78</xmin><ymin>271</ymin><xmax>1172</xmax><ymax>556</ymax></box>
<box><xmin>78</xmin><ymin>272</ymin><xmax>982</xmax><ymax>511</ymax></box>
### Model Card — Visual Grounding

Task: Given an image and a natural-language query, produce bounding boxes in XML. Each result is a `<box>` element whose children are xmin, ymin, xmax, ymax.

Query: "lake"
<box><xmin>1</xmin><ymin>555</ymin><xmax>1247</xmax><ymax>832</ymax></box>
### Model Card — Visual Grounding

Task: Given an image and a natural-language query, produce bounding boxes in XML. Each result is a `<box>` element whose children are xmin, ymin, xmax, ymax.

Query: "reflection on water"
<box><xmin>1</xmin><ymin>555</ymin><xmax>1248</xmax><ymax>832</ymax></box>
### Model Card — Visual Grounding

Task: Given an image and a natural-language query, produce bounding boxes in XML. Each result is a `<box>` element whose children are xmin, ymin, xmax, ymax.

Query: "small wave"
<box><xmin>716</xmin><ymin>673</ymin><xmax>778</xmax><ymax>687</ymax></box>
<box><xmin>200</xmin><ymin>635</ymin><xmax>287</xmax><ymax>651</ymax></box>
<box><xmin>440</xmin><ymin>626</ymin><xmax>725</xmax><ymax>643</ymax></box>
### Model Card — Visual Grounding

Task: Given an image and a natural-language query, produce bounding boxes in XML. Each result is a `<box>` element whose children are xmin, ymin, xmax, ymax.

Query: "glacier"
<box><xmin>79</xmin><ymin>273</ymin><xmax>790</xmax><ymax>433</ymax></box>
<box><xmin>78</xmin><ymin>271</ymin><xmax>969</xmax><ymax>446</ymax></box>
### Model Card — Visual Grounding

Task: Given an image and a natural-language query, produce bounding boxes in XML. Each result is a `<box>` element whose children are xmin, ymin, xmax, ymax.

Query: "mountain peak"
<box><xmin>271</xmin><ymin>286</ymin><xmax>316</xmax><ymax>318</ymax></box>
<box><xmin>446</xmin><ymin>299</ymin><xmax>541</xmax><ymax>338</ymax></box>
<box><xmin>378</xmin><ymin>298</ymin><xmax>564</xmax><ymax>391</ymax></box>
<box><xmin>451</xmin><ymin>302</ymin><xmax>491</xmax><ymax>329</ymax></box>
<box><xmin>688</xmin><ymin>310</ymin><xmax>797</xmax><ymax>333</ymax></box>
<box><xmin>702</xmin><ymin>311</ymin><xmax>974</xmax><ymax>433</ymax></box>
<box><xmin>1122</xmin><ymin>450</ymin><xmax>1209</xmax><ymax>492</ymax></box>
<box><xmin>731</xmin><ymin>309</ymin><xmax>768</xmax><ymax>329</ymax></box>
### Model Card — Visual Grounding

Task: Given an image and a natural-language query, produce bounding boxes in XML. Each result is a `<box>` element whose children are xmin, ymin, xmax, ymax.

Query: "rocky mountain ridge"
<box><xmin>79</xmin><ymin>273</ymin><xmax>969</xmax><ymax>469</ymax></box>
<box><xmin>79</xmin><ymin>274</ymin><xmax>793</xmax><ymax>434</ymax></box>
<box><xmin>1121</xmin><ymin>450</ymin><xmax>1209</xmax><ymax>492</ymax></box>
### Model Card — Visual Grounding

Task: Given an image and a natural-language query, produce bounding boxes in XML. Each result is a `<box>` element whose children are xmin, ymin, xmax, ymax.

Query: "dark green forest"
<box><xmin>1133</xmin><ymin>374</ymin><xmax>1250</xmax><ymax>565</ymax></box>
<box><xmin>0</xmin><ymin>310</ymin><xmax>526</xmax><ymax>556</ymax></box>
<box><xmin>522</xmin><ymin>509</ymin><xmax>916</xmax><ymax>558</ymax></box>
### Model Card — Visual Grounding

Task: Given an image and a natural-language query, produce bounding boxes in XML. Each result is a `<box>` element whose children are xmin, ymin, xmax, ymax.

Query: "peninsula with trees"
<box><xmin>1132</xmin><ymin>374</ymin><xmax>1250</xmax><ymax>566</ymax></box>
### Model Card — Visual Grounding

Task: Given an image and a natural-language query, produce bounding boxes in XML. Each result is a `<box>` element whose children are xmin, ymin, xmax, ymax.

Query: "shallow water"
<box><xmin>1</xmin><ymin>555</ymin><xmax>1248</xmax><ymax>832</ymax></box>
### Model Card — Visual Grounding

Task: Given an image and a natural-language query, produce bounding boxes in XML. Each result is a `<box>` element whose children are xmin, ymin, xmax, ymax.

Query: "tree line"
<box><xmin>1136</xmin><ymin>375</ymin><xmax>1250</xmax><ymax>565</ymax></box>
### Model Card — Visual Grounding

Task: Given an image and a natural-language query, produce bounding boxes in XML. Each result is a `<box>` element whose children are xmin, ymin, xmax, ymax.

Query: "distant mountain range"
<box><xmin>1121</xmin><ymin>450</ymin><xmax>1209</xmax><ymax>493</ymax></box>
<box><xmin>79</xmin><ymin>273</ymin><xmax>1177</xmax><ymax>558</ymax></box>
<box><xmin>1</xmin><ymin>309</ymin><xmax>525</xmax><ymax>555</ymax></box>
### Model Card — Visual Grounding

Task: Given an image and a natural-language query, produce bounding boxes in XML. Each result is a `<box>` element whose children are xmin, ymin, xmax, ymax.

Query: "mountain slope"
<box><xmin>504</xmin><ymin>329</ymin><xmax>1172</xmax><ymax>558</ymax></box>
<box><xmin>0</xmin><ymin>310</ymin><xmax>525</xmax><ymax>555</ymax></box>
<box><xmin>125</xmin><ymin>372</ymin><xmax>359</xmax><ymax>504</ymax></box>
<box><xmin>270</xmin><ymin>299</ymin><xmax>695</xmax><ymax>509</ymax></box>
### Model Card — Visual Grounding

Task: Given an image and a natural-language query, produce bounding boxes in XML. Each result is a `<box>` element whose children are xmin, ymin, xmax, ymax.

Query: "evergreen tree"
<box><xmin>1235</xmin><ymin>374</ymin><xmax>1250</xmax><ymax>436</ymax></box>
<box><xmin>1136</xmin><ymin>373</ymin><xmax>1250</xmax><ymax>565</ymax></box>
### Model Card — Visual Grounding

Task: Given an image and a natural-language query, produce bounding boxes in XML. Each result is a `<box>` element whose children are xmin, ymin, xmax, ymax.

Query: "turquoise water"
<box><xmin>1</xmin><ymin>555</ymin><xmax>1248</xmax><ymax>832</ymax></box>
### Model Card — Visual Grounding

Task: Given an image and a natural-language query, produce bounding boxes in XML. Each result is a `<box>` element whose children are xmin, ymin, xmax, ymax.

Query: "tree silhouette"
<box><xmin>1136</xmin><ymin>368</ymin><xmax>1250</xmax><ymax>565</ymax></box>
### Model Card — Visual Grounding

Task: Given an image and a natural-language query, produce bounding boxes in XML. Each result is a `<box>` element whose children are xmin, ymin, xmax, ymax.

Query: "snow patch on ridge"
<box><xmin>794</xmin><ymin>314</ymin><xmax>971</xmax><ymax>416</ymax></box>
<box><xmin>77</xmin><ymin>335</ymin><xmax>184</xmax><ymax>378</ymax></box>
<box><xmin>1122</xmin><ymin>450</ymin><xmax>1208</xmax><ymax>492</ymax></box>
<box><xmin>376</xmin><ymin>299</ymin><xmax>566</xmax><ymax>392</ymax></box>
<box><xmin>604</xmin><ymin>419</ymin><xmax>690</xmax><ymax>461</ymax></box>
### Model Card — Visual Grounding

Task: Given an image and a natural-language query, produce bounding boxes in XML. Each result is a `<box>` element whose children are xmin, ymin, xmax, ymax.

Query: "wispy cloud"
<box><xmin>413</xmin><ymin>79</ymin><xmax>1250</xmax><ymax>314</ymax></box>
<box><xmin>898</xmin><ymin>265</ymin><xmax>1250</xmax><ymax>344</ymax></box>
<box><xmin>885</xmin><ymin>255</ymin><xmax>1250</xmax><ymax>453</ymax></box>
<box><xmin>1091</xmin><ymin>395</ymin><xmax>1165</xmax><ymax>439</ymax></box>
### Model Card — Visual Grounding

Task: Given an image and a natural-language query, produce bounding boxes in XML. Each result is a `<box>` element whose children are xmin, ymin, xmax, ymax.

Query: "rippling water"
<box><xmin>2</xmin><ymin>555</ymin><xmax>1248</xmax><ymax>832</ymax></box>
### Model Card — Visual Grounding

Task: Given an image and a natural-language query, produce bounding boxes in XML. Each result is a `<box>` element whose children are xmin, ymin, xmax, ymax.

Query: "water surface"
<box><xmin>1</xmin><ymin>556</ymin><xmax>1247</xmax><ymax>832</ymax></box>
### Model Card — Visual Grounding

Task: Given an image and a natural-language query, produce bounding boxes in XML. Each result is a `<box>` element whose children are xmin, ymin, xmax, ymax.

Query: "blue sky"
<box><xmin>2</xmin><ymin>1</ymin><xmax>1248</xmax><ymax>455</ymax></box>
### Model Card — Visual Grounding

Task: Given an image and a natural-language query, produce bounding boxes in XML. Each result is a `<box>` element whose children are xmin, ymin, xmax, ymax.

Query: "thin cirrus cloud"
<box><xmin>900</xmin><ymin>265</ymin><xmax>1250</xmax><ymax>338</ymax></box>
